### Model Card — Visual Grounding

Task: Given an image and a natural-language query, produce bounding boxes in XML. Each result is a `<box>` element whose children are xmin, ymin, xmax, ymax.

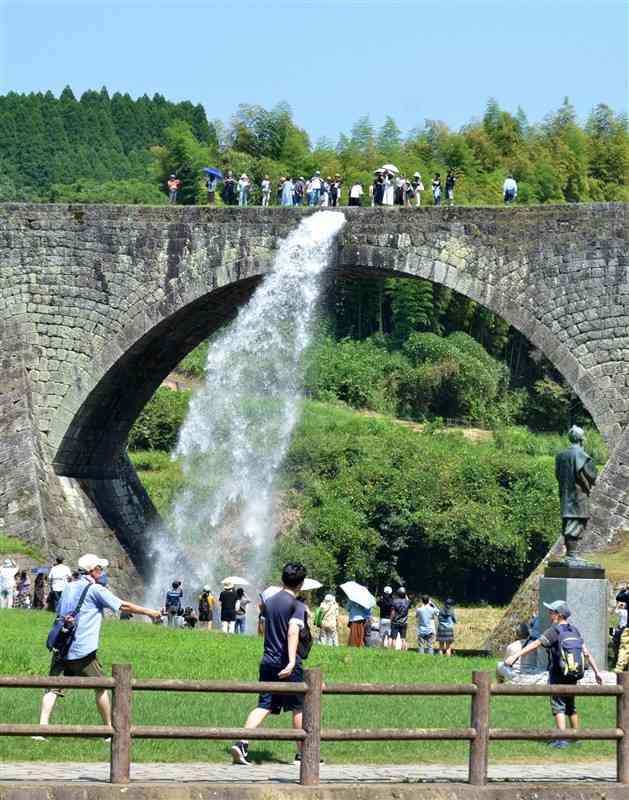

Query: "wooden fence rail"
<box><xmin>0</xmin><ymin>668</ymin><xmax>628</xmax><ymax>786</ymax></box>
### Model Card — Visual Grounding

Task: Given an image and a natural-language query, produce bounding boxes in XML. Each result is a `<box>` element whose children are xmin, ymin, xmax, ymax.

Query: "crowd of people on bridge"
<box><xmin>165</xmin><ymin>167</ymin><xmax>519</xmax><ymax>208</ymax></box>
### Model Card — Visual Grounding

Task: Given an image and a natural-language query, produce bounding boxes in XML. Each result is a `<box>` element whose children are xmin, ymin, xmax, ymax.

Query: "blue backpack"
<box><xmin>165</xmin><ymin>590</ymin><xmax>182</xmax><ymax>613</ymax></box>
<box><xmin>551</xmin><ymin>623</ymin><xmax>585</xmax><ymax>679</ymax></box>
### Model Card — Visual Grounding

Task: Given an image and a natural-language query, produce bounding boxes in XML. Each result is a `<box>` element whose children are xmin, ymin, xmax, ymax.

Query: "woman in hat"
<box><xmin>219</xmin><ymin>578</ymin><xmax>238</xmax><ymax>633</ymax></box>
<box><xmin>317</xmin><ymin>593</ymin><xmax>339</xmax><ymax>646</ymax></box>
<box><xmin>237</xmin><ymin>174</ymin><xmax>250</xmax><ymax>207</ymax></box>
<box><xmin>411</xmin><ymin>172</ymin><xmax>424</xmax><ymax>206</ymax></box>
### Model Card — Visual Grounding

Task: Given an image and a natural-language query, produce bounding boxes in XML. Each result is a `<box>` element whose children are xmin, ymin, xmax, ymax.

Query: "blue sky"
<box><xmin>1</xmin><ymin>0</ymin><xmax>627</xmax><ymax>142</ymax></box>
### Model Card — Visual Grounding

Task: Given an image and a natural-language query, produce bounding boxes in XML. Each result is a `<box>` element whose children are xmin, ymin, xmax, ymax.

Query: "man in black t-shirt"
<box><xmin>505</xmin><ymin>601</ymin><xmax>602</xmax><ymax>748</ymax></box>
<box><xmin>219</xmin><ymin>581</ymin><xmax>238</xmax><ymax>634</ymax></box>
<box><xmin>390</xmin><ymin>587</ymin><xmax>411</xmax><ymax>649</ymax></box>
<box><xmin>231</xmin><ymin>563</ymin><xmax>307</xmax><ymax>766</ymax></box>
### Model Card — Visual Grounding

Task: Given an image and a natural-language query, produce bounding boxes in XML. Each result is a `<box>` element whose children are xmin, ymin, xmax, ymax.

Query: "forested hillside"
<box><xmin>1</xmin><ymin>87</ymin><xmax>627</xmax><ymax>206</ymax></box>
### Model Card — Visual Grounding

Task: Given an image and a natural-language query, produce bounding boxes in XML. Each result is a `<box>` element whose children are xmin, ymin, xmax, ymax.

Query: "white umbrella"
<box><xmin>381</xmin><ymin>163</ymin><xmax>400</xmax><ymax>175</ymax></box>
<box><xmin>260</xmin><ymin>585</ymin><xmax>281</xmax><ymax>602</ymax></box>
<box><xmin>222</xmin><ymin>575</ymin><xmax>250</xmax><ymax>586</ymax></box>
<box><xmin>301</xmin><ymin>578</ymin><xmax>322</xmax><ymax>591</ymax></box>
<box><xmin>340</xmin><ymin>581</ymin><xmax>376</xmax><ymax>609</ymax></box>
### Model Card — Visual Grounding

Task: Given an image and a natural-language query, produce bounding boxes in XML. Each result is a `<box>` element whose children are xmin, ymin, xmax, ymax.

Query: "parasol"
<box><xmin>222</xmin><ymin>576</ymin><xmax>250</xmax><ymax>586</ymax></box>
<box><xmin>301</xmin><ymin>578</ymin><xmax>322</xmax><ymax>591</ymax></box>
<box><xmin>340</xmin><ymin>581</ymin><xmax>376</xmax><ymax>609</ymax></box>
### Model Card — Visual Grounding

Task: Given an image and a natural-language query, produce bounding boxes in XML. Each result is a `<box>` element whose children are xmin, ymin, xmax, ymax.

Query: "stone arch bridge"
<box><xmin>1</xmin><ymin>203</ymin><xmax>627</xmax><ymax>593</ymax></box>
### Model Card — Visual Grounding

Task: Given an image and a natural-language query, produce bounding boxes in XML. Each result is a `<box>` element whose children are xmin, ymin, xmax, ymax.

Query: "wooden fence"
<box><xmin>0</xmin><ymin>667</ymin><xmax>627</xmax><ymax>786</ymax></box>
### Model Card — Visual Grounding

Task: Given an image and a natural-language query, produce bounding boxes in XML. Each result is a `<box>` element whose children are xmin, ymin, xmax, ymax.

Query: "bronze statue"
<box><xmin>555</xmin><ymin>425</ymin><xmax>598</xmax><ymax>561</ymax></box>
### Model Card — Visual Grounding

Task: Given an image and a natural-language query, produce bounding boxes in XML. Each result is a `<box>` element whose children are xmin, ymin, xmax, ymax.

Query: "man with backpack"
<box><xmin>164</xmin><ymin>581</ymin><xmax>184</xmax><ymax>627</ymax></box>
<box><xmin>505</xmin><ymin>600</ymin><xmax>603</xmax><ymax>748</ymax></box>
<box><xmin>231</xmin><ymin>562</ymin><xmax>310</xmax><ymax>766</ymax></box>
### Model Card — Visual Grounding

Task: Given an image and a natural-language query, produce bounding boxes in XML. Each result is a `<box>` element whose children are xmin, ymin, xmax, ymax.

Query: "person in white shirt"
<box><xmin>237</xmin><ymin>174</ymin><xmax>251</xmax><ymax>207</ymax></box>
<box><xmin>503</xmin><ymin>175</ymin><xmax>518</xmax><ymax>205</ymax></box>
<box><xmin>411</xmin><ymin>172</ymin><xmax>424</xmax><ymax>207</ymax></box>
<box><xmin>308</xmin><ymin>172</ymin><xmax>322</xmax><ymax>206</ymax></box>
<box><xmin>348</xmin><ymin>182</ymin><xmax>364</xmax><ymax>207</ymax></box>
<box><xmin>0</xmin><ymin>558</ymin><xmax>19</xmax><ymax>609</ymax></box>
<box><xmin>48</xmin><ymin>557</ymin><xmax>72</xmax><ymax>611</ymax></box>
<box><xmin>497</xmin><ymin>623</ymin><xmax>533</xmax><ymax>681</ymax></box>
<box><xmin>261</xmin><ymin>176</ymin><xmax>271</xmax><ymax>207</ymax></box>
<box><xmin>382</xmin><ymin>173</ymin><xmax>395</xmax><ymax>206</ymax></box>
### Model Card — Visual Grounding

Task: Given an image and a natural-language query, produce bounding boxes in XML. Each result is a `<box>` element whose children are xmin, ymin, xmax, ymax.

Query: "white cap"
<box><xmin>3</xmin><ymin>558</ymin><xmax>13</xmax><ymax>567</ymax></box>
<box><xmin>203</xmin><ymin>585</ymin><xmax>211</xmax><ymax>592</ymax></box>
<box><xmin>324</xmin><ymin>593</ymin><xmax>335</xmax><ymax>602</ymax></box>
<box><xmin>77</xmin><ymin>553</ymin><xmax>109</xmax><ymax>572</ymax></box>
<box><xmin>383</xmin><ymin>586</ymin><xmax>392</xmax><ymax>594</ymax></box>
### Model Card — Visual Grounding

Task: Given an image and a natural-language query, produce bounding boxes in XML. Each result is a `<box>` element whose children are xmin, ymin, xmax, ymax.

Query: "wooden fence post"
<box><xmin>468</xmin><ymin>670</ymin><xmax>490</xmax><ymax>786</ymax></box>
<box><xmin>617</xmin><ymin>671</ymin><xmax>629</xmax><ymax>784</ymax></box>
<box><xmin>110</xmin><ymin>663</ymin><xmax>133</xmax><ymax>784</ymax></box>
<box><xmin>300</xmin><ymin>668</ymin><xmax>322</xmax><ymax>786</ymax></box>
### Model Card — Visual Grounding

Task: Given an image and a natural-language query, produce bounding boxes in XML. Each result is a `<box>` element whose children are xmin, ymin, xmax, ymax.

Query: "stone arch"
<box><xmin>1</xmin><ymin>202</ymin><xmax>627</xmax><ymax>592</ymax></box>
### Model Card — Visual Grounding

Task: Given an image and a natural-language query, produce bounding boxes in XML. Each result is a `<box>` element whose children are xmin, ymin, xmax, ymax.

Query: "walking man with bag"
<box><xmin>231</xmin><ymin>562</ymin><xmax>310</xmax><ymax>766</ymax></box>
<box><xmin>504</xmin><ymin>600</ymin><xmax>603</xmax><ymax>748</ymax></box>
<box><xmin>33</xmin><ymin>553</ymin><xmax>161</xmax><ymax>739</ymax></box>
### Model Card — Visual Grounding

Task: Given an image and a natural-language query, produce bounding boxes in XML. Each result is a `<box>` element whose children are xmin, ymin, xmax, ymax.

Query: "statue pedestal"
<box><xmin>536</xmin><ymin>564</ymin><xmax>608</xmax><ymax>671</ymax></box>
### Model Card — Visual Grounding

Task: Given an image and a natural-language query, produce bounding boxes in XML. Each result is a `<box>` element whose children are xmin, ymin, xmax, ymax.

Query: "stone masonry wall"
<box><xmin>0</xmin><ymin>203</ymin><xmax>627</xmax><ymax>596</ymax></box>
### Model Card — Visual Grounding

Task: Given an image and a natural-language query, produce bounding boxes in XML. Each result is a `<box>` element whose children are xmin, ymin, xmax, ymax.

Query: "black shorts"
<box><xmin>257</xmin><ymin>662</ymin><xmax>304</xmax><ymax>715</ymax></box>
<box><xmin>549</xmin><ymin>674</ymin><xmax>577</xmax><ymax>716</ymax></box>
<box><xmin>391</xmin><ymin>623</ymin><xmax>407</xmax><ymax>640</ymax></box>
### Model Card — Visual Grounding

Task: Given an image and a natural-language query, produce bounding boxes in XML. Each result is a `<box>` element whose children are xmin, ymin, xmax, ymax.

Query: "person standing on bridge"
<box><xmin>503</xmin><ymin>175</ymin><xmax>518</xmax><ymax>205</ymax></box>
<box><xmin>431</xmin><ymin>173</ymin><xmax>442</xmax><ymax>206</ymax></box>
<box><xmin>411</xmin><ymin>172</ymin><xmax>424</xmax><ymax>206</ymax></box>
<box><xmin>237</xmin><ymin>174</ymin><xmax>251</xmax><ymax>207</ymax></box>
<box><xmin>33</xmin><ymin>553</ymin><xmax>161</xmax><ymax>740</ymax></box>
<box><xmin>167</xmin><ymin>174</ymin><xmax>181</xmax><ymax>204</ymax></box>
<box><xmin>261</xmin><ymin>175</ymin><xmax>271</xmax><ymax>207</ymax></box>
<box><xmin>445</xmin><ymin>169</ymin><xmax>457</xmax><ymax>206</ymax></box>
<box><xmin>281</xmin><ymin>177</ymin><xmax>295</xmax><ymax>207</ymax></box>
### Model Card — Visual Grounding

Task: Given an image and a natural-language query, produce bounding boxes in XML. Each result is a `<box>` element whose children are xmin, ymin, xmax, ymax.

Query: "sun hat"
<box><xmin>414</xmin><ymin>171</ymin><xmax>421</xmax><ymax>177</ymax></box>
<box><xmin>203</xmin><ymin>585</ymin><xmax>211</xmax><ymax>592</ymax></box>
<box><xmin>324</xmin><ymin>593</ymin><xmax>334</xmax><ymax>602</ymax></box>
<box><xmin>383</xmin><ymin>586</ymin><xmax>393</xmax><ymax>594</ymax></box>
<box><xmin>3</xmin><ymin>558</ymin><xmax>13</xmax><ymax>567</ymax></box>
<box><xmin>543</xmin><ymin>600</ymin><xmax>571</xmax><ymax>618</ymax></box>
<box><xmin>397</xmin><ymin>587</ymin><xmax>406</xmax><ymax>597</ymax></box>
<box><xmin>222</xmin><ymin>578</ymin><xmax>234</xmax><ymax>589</ymax></box>
<box><xmin>77</xmin><ymin>553</ymin><xmax>109</xmax><ymax>572</ymax></box>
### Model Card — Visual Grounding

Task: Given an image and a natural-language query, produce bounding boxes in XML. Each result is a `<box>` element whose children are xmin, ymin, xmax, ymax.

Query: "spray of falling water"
<box><xmin>146</xmin><ymin>211</ymin><xmax>345</xmax><ymax>604</ymax></box>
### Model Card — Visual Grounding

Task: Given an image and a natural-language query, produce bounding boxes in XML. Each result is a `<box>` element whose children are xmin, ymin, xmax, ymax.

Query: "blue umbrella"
<box><xmin>203</xmin><ymin>167</ymin><xmax>223</xmax><ymax>179</ymax></box>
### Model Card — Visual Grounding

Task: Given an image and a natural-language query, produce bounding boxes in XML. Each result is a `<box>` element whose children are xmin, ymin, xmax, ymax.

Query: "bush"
<box><xmin>304</xmin><ymin>332</ymin><xmax>515</xmax><ymax>427</ymax></box>
<box><xmin>277</xmin><ymin>402</ymin><xmax>561</xmax><ymax>603</ymax></box>
<box><xmin>128</xmin><ymin>388</ymin><xmax>191</xmax><ymax>451</ymax></box>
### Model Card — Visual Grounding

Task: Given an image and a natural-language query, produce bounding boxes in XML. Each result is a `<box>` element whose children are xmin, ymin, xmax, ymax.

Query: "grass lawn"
<box><xmin>0</xmin><ymin>610</ymin><xmax>616</xmax><ymax>765</ymax></box>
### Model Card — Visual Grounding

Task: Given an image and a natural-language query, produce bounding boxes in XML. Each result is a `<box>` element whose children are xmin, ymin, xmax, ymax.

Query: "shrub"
<box><xmin>128</xmin><ymin>388</ymin><xmax>191</xmax><ymax>451</ymax></box>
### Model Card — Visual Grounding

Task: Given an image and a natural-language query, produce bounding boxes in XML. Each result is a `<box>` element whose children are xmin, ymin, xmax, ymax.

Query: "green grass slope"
<box><xmin>0</xmin><ymin>610</ymin><xmax>615</xmax><ymax>765</ymax></box>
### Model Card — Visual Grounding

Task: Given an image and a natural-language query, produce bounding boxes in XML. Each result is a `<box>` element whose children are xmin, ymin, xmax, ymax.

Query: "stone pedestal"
<box><xmin>536</xmin><ymin>564</ymin><xmax>608</xmax><ymax>670</ymax></box>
